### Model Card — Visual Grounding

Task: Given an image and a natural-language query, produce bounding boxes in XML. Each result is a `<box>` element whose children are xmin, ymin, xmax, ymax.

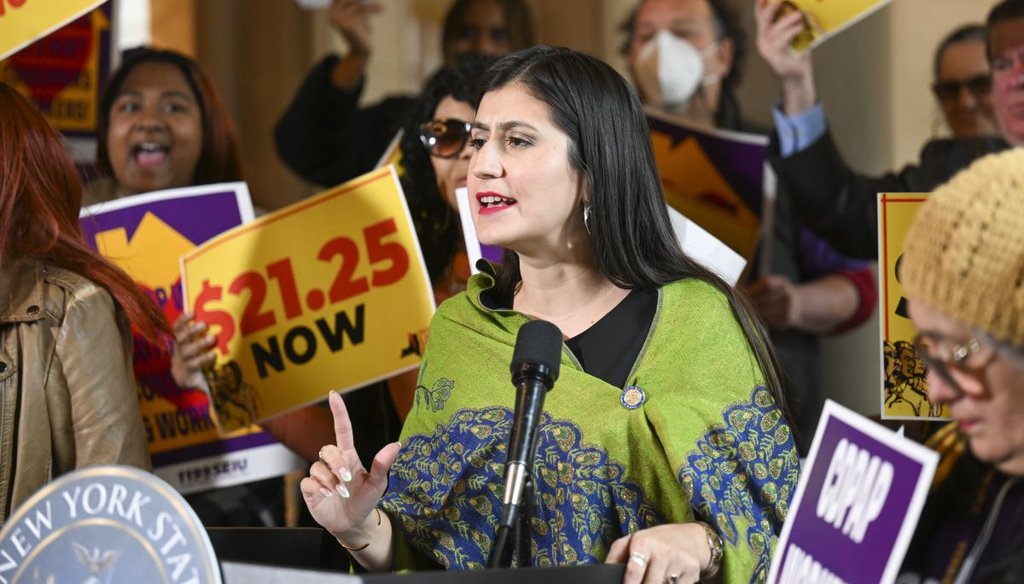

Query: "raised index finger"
<box><xmin>328</xmin><ymin>390</ymin><xmax>356</xmax><ymax>452</ymax></box>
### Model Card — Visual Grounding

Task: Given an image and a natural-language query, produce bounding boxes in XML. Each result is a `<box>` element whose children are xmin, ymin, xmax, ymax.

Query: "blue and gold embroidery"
<box><xmin>678</xmin><ymin>385</ymin><xmax>799</xmax><ymax>584</ymax></box>
<box><xmin>383</xmin><ymin>407</ymin><xmax>664</xmax><ymax>569</ymax></box>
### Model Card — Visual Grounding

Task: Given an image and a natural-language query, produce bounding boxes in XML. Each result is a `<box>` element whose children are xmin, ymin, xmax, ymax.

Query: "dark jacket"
<box><xmin>274</xmin><ymin>55</ymin><xmax>416</xmax><ymax>187</ymax></box>
<box><xmin>769</xmin><ymin>131</ymin><xmax>1008</xmax><ymax>259</ymax></box>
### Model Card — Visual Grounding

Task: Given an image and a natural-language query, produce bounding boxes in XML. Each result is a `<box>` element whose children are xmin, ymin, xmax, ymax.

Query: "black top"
<box><xmin>480</xmin><ymin>271</ymin><xmax>657</xmax><ymax>390</ymax></box>
<box><xmin>564</xmin><ymin>289</ymin><xmax>658</xmax><ymax>389</ymax></box>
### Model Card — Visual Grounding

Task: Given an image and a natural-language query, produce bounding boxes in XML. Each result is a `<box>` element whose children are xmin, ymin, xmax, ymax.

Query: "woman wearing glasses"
<box><xmin>897</xmin><ymin>149</ymin><xmax>1024</xmax><ymax>582</ymax></box>
<box><xmin>303</xmin><ymin>46</ymin><xmax>799</xmax><ymax>583</ymax></box>
<box><xmin>399</xmin><ymin>55</ymin><xmax>494</xmax><ymax>302</ymax></box>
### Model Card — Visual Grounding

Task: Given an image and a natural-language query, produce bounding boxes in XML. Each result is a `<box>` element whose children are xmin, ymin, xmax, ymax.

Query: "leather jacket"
<box><xmin>0</xmin><ymin>260</ymin><xmax>150</xmax><ymax>526</ymax></box>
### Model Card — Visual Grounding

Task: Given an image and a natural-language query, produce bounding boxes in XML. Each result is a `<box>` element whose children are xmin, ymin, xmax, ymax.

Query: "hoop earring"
<box><xmin>583</xmin><ymin>203</ymin><xmax>592</xmax><ymax>236</ymax></box>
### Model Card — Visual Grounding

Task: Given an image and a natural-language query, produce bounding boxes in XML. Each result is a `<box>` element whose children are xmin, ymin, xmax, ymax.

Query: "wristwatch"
<box><xmin>697</xmin><ymin>521</ymin><xmax>724</xmax><ymax>580</ymax></box>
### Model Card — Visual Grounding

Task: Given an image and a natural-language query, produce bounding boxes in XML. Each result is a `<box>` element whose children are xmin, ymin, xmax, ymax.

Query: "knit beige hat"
<box><xmin>901</xmin><ymin>149</ymin><xmax>1024</xmax><ymax>347</ymax></box>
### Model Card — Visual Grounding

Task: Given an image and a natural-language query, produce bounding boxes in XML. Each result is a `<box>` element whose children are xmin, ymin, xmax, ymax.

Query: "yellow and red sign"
<box><xmin>784</xmin><ymin>0</ymin><xmax>893</xmax><ymax>52</ymax></box>
<box><xmin>1</xmin><ymin>1</ymin><xmax>113</xmax><ymax>163</ymax></box>
<box><xmin>0</xmin><ymin>0</ymin><xmax>104</xmax><ymax>65</ymax></box>
<box><xmin>878</xmin><ymin>193</ymin><xmax>949</xmax><ymax>420</ymax></box>
<box><xmin>182</xmin><ymin>166</ymin><xmax>435</xmax><ymax>433</ymax></box>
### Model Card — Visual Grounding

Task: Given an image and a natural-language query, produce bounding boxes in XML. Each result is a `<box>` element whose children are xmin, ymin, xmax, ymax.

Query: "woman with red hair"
<box><xmin>0</xmin><ymin>82</ymin><xmax>167</xmax><ymax>526</ymax></box>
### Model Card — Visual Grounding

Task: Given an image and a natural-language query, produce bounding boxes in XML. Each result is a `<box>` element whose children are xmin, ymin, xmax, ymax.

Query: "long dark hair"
<box><xmin>400</xmin><ymin>55</ymin><xmax>495</xmax><ymax>284</ymax></box>
<box><xmin>0</xmin><ymin>83</ymin><xmax>168</xmax><ymax>341</ymax></box>
<box><xmin>97</xmin><ymin>47</ymin><xmax>243</xmax><ymax>189</ymax></box>
<box><xmin>480</xmin><ymin>45</ymin><xmax>790</xmax><ymax>416</ymax></box>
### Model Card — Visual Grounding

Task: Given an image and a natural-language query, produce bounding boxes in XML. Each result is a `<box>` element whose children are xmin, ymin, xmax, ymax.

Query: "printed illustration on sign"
<box><xmin>878</xmin><ymin>194</ymin><xmax>949</xmax><ymax>420</ymax></box>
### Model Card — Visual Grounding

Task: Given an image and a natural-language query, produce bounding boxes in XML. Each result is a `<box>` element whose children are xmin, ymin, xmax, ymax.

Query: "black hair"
<box><xmin>400</xmin><ymin>55</ymin><xmax>496</xmax><ymax>285</ymax></box>
<box><xmin>933</xmin><ymin>24</ymin><xmax>987</xmax><ymax>81</ymax></box>
<box><xmin>618</xmin><ymin>0</ymin><xmax>747</xmax><ymax>102</ymax></box>
<box><xmin>96</xmin><ymin>47</ymin><xmax>243</xmax><ymax>188</ymax></box>
<box><xmin>442</xmin><ymin>0</ymin><xmax>536</xmax><ymax>66</ymax></box>
<box><xmin>988</xmin><ymin>0</ymin><xmax>1024</xmax><ymax>59</ymax></box>
<box><xmin>479</xmin><ymin>45</ymin><xmax>790</xmax><ymax>420</ymax></box>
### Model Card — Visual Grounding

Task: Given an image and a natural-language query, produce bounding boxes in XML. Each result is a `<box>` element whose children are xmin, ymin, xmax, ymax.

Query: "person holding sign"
<box><xmin>0</xmin><ymin>83</ymin><xmax>166</xmax><ymax>526</ymax></box>
<box><xmin>756</xmin><ymin>0</ymin><xmax>1015</xmax><ymax>259</ymax></box>
<box><xmin>398</xmin><ymin>54</ymin><xmax>494</xmax><ymax>301</ymax></box>
<box><xmin>274</xmin><ymin>0</ymin><xmax>536</xmax><ymax>193</ymax></box>
<box><xmin>302</xmin><ymin>46</ymin><xmax>799</xmax><ymax>583</ymax></box>
<box><xmin>94</xmin><ymin>48</ymin><xmax>402</xmax><ymax>526</ymax></box>
<box><xmin>895</xmin><ymin>149</ymin><xmax>1024</xmax><ymax>582</ymax></box>
<box><xmin>621</xmin><ymin>0</ymin><xmax>876</xmax><ymax>455</ymax></box>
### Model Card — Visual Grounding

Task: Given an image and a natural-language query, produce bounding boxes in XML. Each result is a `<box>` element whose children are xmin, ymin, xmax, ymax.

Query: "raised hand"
<box><xmin>300</xmin><ymin>390</ymin><xmax>401</xmax><ymax>564</ymax></box>
<box><xmin>329</xmin><ymin>0</ymin><xmax>384</xmax><ymax>57</ymax></box>
<box><xmin>754</xmin><ymin>0</ymin><xmax>816</xmax><ymax>114</ymax></box>
<box><xmin>171</xmin><ymin>312</ymin><xmax>217</xmax><ymax>390</ymax></box>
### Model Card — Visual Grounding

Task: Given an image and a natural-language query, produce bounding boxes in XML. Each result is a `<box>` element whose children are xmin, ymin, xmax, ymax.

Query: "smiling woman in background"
<box><xmin>92</xmin><ymin>47</ymin><xmax>242</xmax><ymax>201</ymax></box>
<box><xmin>0</xmin><ymin>83</ymin><xmax>166</xmax><ymax>526</ymax></box>
<box><xmin>91</xmin><ymin>48</ymin><xmax>401</xmax><ymax>527</ymax></box>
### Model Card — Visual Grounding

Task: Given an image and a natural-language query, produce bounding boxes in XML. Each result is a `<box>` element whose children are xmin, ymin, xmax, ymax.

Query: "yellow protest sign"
<box><xmin>182</xmin><ymin>166</ymin><xmax>435</xmax><ymax>433</ymax></box>
<box><xmin>878</xmin><ymin>193</ymin><xmax>949</xmax><ymax>420</ymax></box>
<box><xmin>783</xmin><ymin>0</ymin><xmax>893</xmax><ymax>52</ymax></box>
<box><xmin>0</xmin><ymin>0</ymin><xmax>103</xmax><ymax>61</ymax></box>
<box><xmin>82</xmin><ymin>183</ymin><xmax>305</xmax><ymax>494</ymax></box>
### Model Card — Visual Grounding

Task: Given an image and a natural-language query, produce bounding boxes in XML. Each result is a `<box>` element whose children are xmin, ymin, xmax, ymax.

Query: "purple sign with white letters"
<box><xmin>768</xmin><ymin>400</ymin><xmax>938</xmax><ymax>584</ymax></box>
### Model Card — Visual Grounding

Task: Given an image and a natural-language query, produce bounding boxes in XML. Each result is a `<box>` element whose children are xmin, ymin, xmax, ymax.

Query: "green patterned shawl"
<box><xmin>380</xmin><ymin>271</ymin><xmax>800</xmax><ymax>583</ymax></box>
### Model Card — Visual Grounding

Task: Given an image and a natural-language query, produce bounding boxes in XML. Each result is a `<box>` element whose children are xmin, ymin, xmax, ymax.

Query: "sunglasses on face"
<box><xmin>931</xmin><ymin>75</ymin><xmax>992</xmax><ymax>103</ymax></box>
<box><xmin>419</xmin><ymin>118</ymin><xmax>473</xmax><ymax>159</ymax></box>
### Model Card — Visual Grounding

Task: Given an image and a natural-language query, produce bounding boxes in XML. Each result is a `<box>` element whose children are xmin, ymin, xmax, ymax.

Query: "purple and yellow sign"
<box><xmin>1</xmin><ymin>2</ymin><xmax>114</xmax><ymax>162</ymax></box>
<box><xmin>80</xmin><ymin>183</ymin><xmax>304</xmax><ymax>494</ymax></box>
<box><xmin>646</xmin><ymin>108</ymin><xmax>771</xmax><ymax>264</ymax></box>
<box><xmin>767</xmin><ymin>400</ymin><xmax>937</xmax><ymax>584</ymax></box>
<box><xmin>878</xmin><ymin>194</ymin><xmax>948</xmax><ymax>420</ymax></box>
<box><xmin>181</xmin><ymin>167</ymin><xmax>435</xmax><ymax>433</ymax></box>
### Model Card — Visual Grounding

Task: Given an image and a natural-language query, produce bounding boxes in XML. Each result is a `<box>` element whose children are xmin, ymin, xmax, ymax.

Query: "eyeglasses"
<box><xmin>419</xmin><ymin>118</ymin><xmax>472</xmax><ymax>159</ymax></box>
<box><xmin>912</xmin><ymin>333</ymin><xmax>997</xmax><ymax>395</ymax></box>
<box><xmin>931</xmin><ymin>75</ymin><xmax>992</xmax><ymax>102</ymax></box>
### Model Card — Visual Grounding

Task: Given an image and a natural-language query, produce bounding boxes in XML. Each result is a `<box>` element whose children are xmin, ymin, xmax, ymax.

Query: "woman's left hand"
<box><xmin>605</xmin><ymin>523</ymin><xmax>712</xmax><ymax>584</ymax></box>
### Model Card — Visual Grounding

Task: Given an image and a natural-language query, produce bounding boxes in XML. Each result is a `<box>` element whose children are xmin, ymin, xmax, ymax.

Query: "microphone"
<box><xmin>488</xmin><ymin>319</ymin><xmax>562</xmax><ymax>568</ymax></box>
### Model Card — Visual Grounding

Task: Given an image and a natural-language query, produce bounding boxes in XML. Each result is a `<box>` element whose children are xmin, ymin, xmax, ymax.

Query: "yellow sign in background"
<box><xmin>878</xmin><ymin>193</ymin><xmax>949</xmax><ymax>420</ymax></box>
<box><xmin>182</xmin><ymin>167</ymin><xmax>435</xmax><ymax>433</ymax></box>
<box><xmin>0</xmin><ymin>0</ymin><xmax>103</xmax><ymax>61</ymax></box>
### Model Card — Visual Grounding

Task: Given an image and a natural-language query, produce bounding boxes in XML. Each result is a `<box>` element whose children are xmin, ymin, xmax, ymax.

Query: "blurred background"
<box><xmin>123</xmin><ymin>0</ymin><xmax>995</xmax><ymax>418</ymax></box>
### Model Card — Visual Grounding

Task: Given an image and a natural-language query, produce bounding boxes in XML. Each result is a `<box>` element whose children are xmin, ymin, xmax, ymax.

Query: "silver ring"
<box><xmin>629</xmin><ymin>551</ymin><xmax>648</xmax><ymax>567</ymax></box>
<box><xmin>318</xmin><ymin>446</ymin><xmax>329</xmax><ymax>467</ymax></box>
<box><xmin>667</xmin><ymin>574</ymin><xmax>679</xmax><ymax>584</ymax></box>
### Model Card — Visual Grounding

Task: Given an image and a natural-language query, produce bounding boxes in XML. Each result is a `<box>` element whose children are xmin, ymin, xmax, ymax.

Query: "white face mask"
<box><xmin>633</xmin><ymin>29</ymin><xmax>719</xmax><ymax>112</ymax></box>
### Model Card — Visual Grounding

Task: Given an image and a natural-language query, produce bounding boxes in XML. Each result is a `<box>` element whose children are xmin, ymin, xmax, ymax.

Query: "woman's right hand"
<box><xmin>301</xmin><ymin>390</ymin><xmax>402</xmax><ymax>548</ymax></box>
<box><xmin>171</xmin><ymin>312</ymin><xmax>217</xmax><ymax>390</ymax></box>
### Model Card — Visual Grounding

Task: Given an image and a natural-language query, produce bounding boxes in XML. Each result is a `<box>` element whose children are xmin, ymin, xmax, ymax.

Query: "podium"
<box><xmin>221</xmin><ymin>560</ymin><xmax>625</xmax><ymax>583</ymax></box>
<box><xmin>210</xmin><ymin>527</ymin><xmax>625</xmax><ymax>583</ymax></box>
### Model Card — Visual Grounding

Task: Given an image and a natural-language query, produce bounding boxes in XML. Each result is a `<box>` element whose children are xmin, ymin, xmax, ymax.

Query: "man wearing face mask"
<box><xmin>623</xmin><ymin>0</ymin><xmax>877</xmax><ymax>456</ymax></box>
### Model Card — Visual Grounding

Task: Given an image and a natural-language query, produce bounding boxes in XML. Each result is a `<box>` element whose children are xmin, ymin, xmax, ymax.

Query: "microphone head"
<box><xmin>511</xmin><ymin>319</ymin><xmax>562</xmax><ymax>383</ymax></box>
